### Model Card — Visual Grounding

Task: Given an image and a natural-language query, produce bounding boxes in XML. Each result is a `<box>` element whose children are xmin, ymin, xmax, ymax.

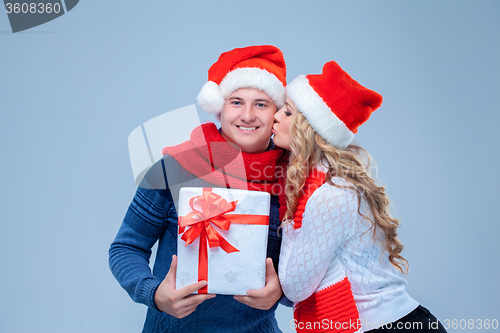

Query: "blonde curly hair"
<box><xmin>283</xmin><ymin>112</ymin><xmax>409</xmax><ymax>274</ymax></box>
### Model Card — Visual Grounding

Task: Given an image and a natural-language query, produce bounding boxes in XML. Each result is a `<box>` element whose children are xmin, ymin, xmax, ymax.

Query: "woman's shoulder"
<box><xmin>310</xmin><ymin>175</ymin><xmax>359</xmax><ymax>205</ymax></box>
<box><xmin>302</xmin><ymin>176</ymin><xmax>362</xmax><ymax>233</ymax></box>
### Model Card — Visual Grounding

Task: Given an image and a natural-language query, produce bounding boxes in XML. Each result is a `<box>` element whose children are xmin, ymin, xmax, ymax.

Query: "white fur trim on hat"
<box><xmin>219</xmin><ymin>67</ymin><xmax>285</xmax><ymax>108</ymax></box>
<box><xmin>196</xmin><ymin>81</ymin><xmax>225</xmax><ymax>115</ymax></box>
<box><xmin>286</xmin><ymin>75</ymin><xmax>354</xmax><ymax>150</ymax></box>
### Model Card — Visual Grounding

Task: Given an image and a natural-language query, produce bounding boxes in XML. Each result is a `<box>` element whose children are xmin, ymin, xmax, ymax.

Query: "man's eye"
<box><xmin>232</xmin><ymin>101</ymin><xmax>242</xmax><ymax>105</ymax></box>
<box><xmin>257</xmin><ymin>103</ymin><xmax>266</xmax><ymax>108</ymax></box>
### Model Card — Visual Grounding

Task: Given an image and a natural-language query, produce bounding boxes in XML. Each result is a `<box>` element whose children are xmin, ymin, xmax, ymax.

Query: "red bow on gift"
<box><xmin>179</xmin><ymin>188</ymin><xmax>241</xmax><ymax>253</ymax></box>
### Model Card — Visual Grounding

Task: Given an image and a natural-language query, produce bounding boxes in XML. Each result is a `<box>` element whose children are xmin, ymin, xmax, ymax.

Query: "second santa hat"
<box><xmin>196</xmin><ymin>45</ymin><xmax>287</xmax><ymax>117</ymax></box>
<box><xmin>287</xmin><ymin>60</ymin><xmax>383</xmax><ymax>150</ymax></box>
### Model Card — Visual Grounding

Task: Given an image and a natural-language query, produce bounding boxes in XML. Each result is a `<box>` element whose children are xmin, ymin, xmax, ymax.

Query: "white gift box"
<box><xmin>176</xmin><ymin>187</ymin><xmax>270</xmax><ymax>295</ymax></box>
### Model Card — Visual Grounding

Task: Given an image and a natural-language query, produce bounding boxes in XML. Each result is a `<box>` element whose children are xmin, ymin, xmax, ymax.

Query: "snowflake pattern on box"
<box><xmin>177</xmin><ymin>271</ymin><xmax>191</xmax><ymax>288</ymax></box>
<box><xmin>224</xmin><ymin>271</ymin><xmax>238</xmax><ymax>283</ymax></box>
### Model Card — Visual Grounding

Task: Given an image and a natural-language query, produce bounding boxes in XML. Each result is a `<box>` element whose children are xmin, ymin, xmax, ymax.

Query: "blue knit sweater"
<box><xmin>109</xmin><ymin>153</ymin><xmax>291</xmax><ymax>333</ymax></box>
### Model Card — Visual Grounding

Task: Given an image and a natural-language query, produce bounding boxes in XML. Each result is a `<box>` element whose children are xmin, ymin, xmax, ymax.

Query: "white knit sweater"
<box><xmin>278</xmin><ymin>170</ymin><xmax>419</xmax><ymax>332</ymax></box>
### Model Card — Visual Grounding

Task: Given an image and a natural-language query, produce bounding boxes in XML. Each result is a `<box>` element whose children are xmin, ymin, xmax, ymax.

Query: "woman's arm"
<box><xmin>278</xmin><ymin>182</ymin><xmax>359</xmax><ymax>303</ymax></box>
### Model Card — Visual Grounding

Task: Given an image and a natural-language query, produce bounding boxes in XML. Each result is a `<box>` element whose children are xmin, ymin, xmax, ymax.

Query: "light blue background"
<box><xmin>1</xmin><ymin>1</ymin><xmax>499</xmax><ymax>332</ymax></box>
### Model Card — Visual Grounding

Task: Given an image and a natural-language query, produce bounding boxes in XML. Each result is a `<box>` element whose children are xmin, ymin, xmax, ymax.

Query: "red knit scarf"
<box><xmin>293</xmin><ymin>169</ymin><xmax>327</xmax><ymax>229</ymax></box>
<box><xmin>162</xmin><ymin>123</ymin><xmax>288</xmax><ymax>218</ymax></box>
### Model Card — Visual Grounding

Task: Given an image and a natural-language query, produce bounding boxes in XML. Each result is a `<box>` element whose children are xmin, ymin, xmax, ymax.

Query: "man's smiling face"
<box><xmin>220</xmin><ymin>88</ymin><xmax>277</xmax><ymax>153</ymax></box>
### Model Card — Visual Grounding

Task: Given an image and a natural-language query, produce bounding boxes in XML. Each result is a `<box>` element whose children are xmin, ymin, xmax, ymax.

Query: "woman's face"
<box><xmin>220</xmin><ymin>88</ymin><xmax>277</xmax><ymax>153</ymax></box>
<box><xmin>272</xmin><ymin>97</ymin><xmax>298</xmax><ymax>151</ymax></box>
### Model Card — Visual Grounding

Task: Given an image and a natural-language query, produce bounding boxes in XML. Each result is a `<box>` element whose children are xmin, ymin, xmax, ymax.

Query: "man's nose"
<box><xmin>240</xmin><ymin>105</ymin><xmax>256</xmax><ymax>122</ymax></box>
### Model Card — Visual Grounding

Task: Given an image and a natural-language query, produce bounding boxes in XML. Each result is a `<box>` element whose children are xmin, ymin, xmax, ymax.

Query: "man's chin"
<box><xmin>237</xmin><ymin>139</ymin><xmax>271</xmax><ymax>154</ymax></box>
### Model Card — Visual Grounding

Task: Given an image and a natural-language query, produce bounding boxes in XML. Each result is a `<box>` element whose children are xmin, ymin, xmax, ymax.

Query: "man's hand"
<box><xmin>154</xmin><ymin>255</ymin><xmax>214</xmax><ymax>318</ymax></box>
<box><xmin>233</xmin><ymin>258</ymin><xmax>283</xmax><ymax>310</ymax></box>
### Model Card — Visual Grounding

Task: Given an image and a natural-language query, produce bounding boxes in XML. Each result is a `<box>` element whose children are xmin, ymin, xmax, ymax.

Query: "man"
<box><xmin>109</xmin><ymin>45</ymin><xmax>291</xmax><ymax>332</ymax></box>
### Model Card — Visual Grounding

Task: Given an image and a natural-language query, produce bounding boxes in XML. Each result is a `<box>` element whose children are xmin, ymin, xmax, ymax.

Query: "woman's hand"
<box><xmin>233</xmin><ymin>258</ymin><xmax>283</xmax><ymax>310</ymax></box>
<box><xmin>154</xmin><ymin>255</ymin><xmax>214</xmax><ymax>318</ymax></box>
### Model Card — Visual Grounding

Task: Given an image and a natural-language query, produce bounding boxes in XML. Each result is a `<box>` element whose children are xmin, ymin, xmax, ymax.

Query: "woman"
<box><xmin>109</xmin><ymin>45</ymin><xmax>292</xmax><ymax>333</ymax></box>
<box><xmin>273</xmin><ymin>61</ymin><xmax>447</xmax><ymax>332</ymax></box>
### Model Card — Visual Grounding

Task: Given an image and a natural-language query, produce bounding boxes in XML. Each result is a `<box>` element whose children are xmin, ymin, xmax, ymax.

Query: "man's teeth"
<box><xmin>239</xmin><ymin>126</ymin><xmax>257</xmax><ymax>131</ymax></box>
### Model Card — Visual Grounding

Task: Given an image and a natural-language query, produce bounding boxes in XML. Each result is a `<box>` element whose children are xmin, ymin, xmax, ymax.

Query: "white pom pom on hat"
<box><xmin>195</xmin><ymin>81</ymin><xmax>225</xmax><ymax>115</ymax></box>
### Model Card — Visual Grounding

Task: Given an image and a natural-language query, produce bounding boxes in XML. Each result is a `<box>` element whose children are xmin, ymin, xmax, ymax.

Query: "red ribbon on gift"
<box><xmin>178</xmin><ymin>188</ymin><xmax>269</xmax><ymax>294</ymax></box>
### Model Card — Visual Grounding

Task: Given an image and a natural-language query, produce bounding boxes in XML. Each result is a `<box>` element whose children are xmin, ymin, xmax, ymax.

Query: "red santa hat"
<box><xmin>286</xmin><ymin>60</ymin><xmax>383</xmax><ymax>149</ymax></box>
<box><xmin>196</xmin><ymin>45</ymin><xmax>287</xmax><ymax>117</ymax></box>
